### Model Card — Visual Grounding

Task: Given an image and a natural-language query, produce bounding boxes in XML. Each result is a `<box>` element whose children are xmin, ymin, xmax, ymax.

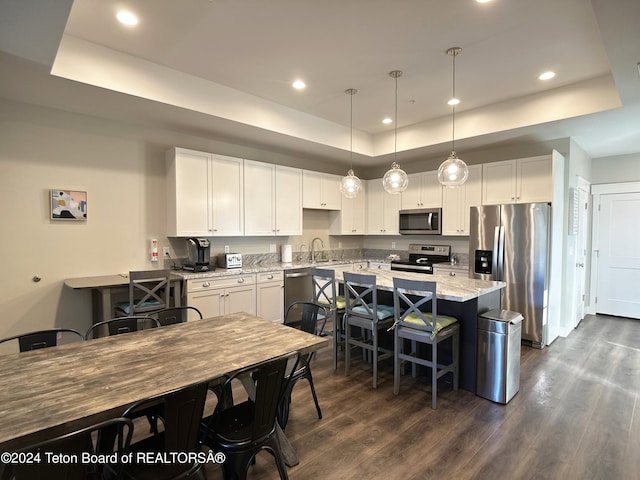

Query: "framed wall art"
<box><xmin>50</xmin><ymin>189</ymin><xmax>87</xmax><ymax>220</ymax></box>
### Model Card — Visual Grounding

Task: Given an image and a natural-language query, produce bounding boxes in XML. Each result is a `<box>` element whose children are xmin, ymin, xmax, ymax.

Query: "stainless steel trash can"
<box><xmin>476</xmin><ymin>309</ymin><xmax>523</xmax><ymax>404</ymax></box>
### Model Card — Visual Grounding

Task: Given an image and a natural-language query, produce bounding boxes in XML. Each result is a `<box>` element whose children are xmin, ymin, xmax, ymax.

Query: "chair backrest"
<box><xmin>124</xmin><ymin>382</ymin><xmax>208</xmax><ymax>453</ymax></box>
<box><xmin>128</xmin><ymin>269</ymin><xmax>172</xmax><ymax>315</ymax></box>
<box><xmin>153</xmin><ymin>306</ymin><xmax>203</xmax><ymax>326</ymax></box>
<box><xmin>344</xmin><ymin>271</ymin><xmax>379</xmax><ymax>321</ymax></box>
<box><xmin>284</xmin><ymin>301</ymin><xmax>328</xmax><ymax>336</ymax></box>
<box><xmin>85</xmin><ymin>316</ymin><xmax>161</xmax><ymax>339</ymax></box>
<box><xmin>312</xmin><ymin>267</ymin><xmax>338</xmax><ymax>308</ymax></box>
<box><xmin>0</xmin><ymin>328</ymin><xmax>84</xmax><ymax>354</ymax></box>
<box><xmin>6</xmin><ymin>417</ymin><xmax>133</xmax><ymax>480</ymax></box>
<box><xmin>392</xmin><ymin>277</ymin><xmax>437</xmax><ymax>331</ymax></box>
<box><xmin>205</xmin><ymin>352</ymin><xmax>296</xmax><ymax>444</ymax></box>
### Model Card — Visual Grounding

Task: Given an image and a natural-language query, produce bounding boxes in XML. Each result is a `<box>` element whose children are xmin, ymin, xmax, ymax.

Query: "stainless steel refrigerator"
<box><xmin>469</xmin><ymin>203</ymin><xmax>551</xmax><ymax>348</ymax></box>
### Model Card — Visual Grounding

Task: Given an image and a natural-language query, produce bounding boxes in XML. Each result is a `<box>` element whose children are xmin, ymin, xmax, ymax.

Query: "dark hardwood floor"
<box><xmin>204</xmin><ymin>314</ymin><xmax>640</xmax><ymax>479</ymax></box>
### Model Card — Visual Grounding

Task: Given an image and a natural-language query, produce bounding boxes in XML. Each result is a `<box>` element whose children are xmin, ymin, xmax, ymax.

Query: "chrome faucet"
<box><xmin>311</xmin><ymin>237</ymin><xmax>325</xmax><ymax>263</ymax></box>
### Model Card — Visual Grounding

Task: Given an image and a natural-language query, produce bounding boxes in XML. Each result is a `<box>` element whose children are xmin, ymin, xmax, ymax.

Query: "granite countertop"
<box><xmin>347</xmin><ymin>268</ymin><xmax>504</xmax><ymax>302</ymax></box>
<box><xmin>173</xmin><ymin>258</ymin><xmax>369</xmax><ymax>280</ymax></box>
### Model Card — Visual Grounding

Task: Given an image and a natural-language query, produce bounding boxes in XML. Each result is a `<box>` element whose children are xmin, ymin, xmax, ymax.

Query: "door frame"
<box><xmin>589</xmin><ymin>181</ymin><xmax>640</xmax><ymax>315</ymax></box>
<box><xmin>573</xmin><ymin>176</ymin><xmax>590</xmax><ymax>327</ymax></box>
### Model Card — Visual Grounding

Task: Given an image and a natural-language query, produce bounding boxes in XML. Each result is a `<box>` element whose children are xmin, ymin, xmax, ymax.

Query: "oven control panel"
<box><xmin>407</xmin><ymin>244</ymin><xmax>451</xmax><ymax>257</ymax></box>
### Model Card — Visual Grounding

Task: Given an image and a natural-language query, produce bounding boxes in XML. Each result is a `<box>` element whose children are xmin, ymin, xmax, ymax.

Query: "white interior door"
<box><xmin>595</xmin><ymin>192</ymin><xmax>640</xmax><ymax>318</ymax></box>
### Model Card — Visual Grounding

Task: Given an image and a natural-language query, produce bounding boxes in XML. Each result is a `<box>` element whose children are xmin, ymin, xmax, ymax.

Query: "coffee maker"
<box><xmin>184</xmin><ymin>238</ymin><xmax>211</xmax><ymax>272</ymax></box>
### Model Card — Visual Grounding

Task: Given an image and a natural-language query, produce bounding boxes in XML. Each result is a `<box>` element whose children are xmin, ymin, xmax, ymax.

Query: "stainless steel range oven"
<box><xmin>390</xmin><ymin>244</ymin><xmax>451</xmax><ymax>274</ymax></box>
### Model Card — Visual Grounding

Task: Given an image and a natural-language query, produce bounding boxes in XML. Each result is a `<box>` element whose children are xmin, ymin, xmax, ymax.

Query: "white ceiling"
<box><xmin>1</xmin><ymin>0</ymin><xmax>639</xmax><ymax>168</ymax></box>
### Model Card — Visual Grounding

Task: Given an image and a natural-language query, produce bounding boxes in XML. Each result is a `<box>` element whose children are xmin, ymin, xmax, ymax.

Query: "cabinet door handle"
<box><xmin>203</xmin><ymin>281</ymin><xmax>210</xmax><ymax>288</ymax></box>
<box><xmin>268</xmin><ymin>274</ymin><xmax>274</xmax><ymax>279</ymax></box>
<box><xmin>237</xmin><ymin>278</ymin><xmax>245</xmax><ymax>283</ymax></box>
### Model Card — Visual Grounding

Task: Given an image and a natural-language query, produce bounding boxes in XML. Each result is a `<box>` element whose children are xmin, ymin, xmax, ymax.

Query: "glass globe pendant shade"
<box><xmin>382</xmin><ymin>162</ymin><xmax>409</xmax><ymax>194</ymax></box>
<box><xmin>438</xmin><ymin>152</ymin><xmax>469</xmax><ymax>187</ymax></box>
<box><xmin>340</xmin><ymin>169</ymin><xmax>363</xmax><ymax>198</ymax></box>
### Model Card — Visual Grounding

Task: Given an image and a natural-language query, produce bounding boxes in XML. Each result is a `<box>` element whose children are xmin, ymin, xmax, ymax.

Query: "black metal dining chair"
<box><xmin>199</xmin><ymin>352</ymin><xmax>297</xmax><ymax>480</ymax></box>
<box><xmin>0</xmin><ymin>328</ymin><xmax>84</xmax><ymax>354</ymax></box>
<box><xmin>277</xmin><ymin>301</ymin><xmax>328</xmax><ymax>429</ymax></box>
<box><xmin>2</xmin><ymin>417</ymin><xmax>133</xmax><ymax>480</ymax></box>
<box><xmin>84</xmin><ymin>316</ymin><xmax>160</xmax><ymax>340</ymax></box>
<box><xmin>121</xmin><ymin>382</ymin><xmax>209</xmax><ymax>480</ymax></box>
<box><xmin>152</xmin><ymin>305</ymin><xmax>203</xmax><ymax>326</ymax></box>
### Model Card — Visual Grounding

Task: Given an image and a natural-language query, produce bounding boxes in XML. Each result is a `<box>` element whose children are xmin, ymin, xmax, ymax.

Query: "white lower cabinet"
<box><xmin>256</xmin><ymin>271</ymin><xmax>284</xmax><ymax>323</ymax></box>
<box><xmin>186</xmin><ymin>274</ymin><xmax>256</xmax><ymax>320</ymax></box>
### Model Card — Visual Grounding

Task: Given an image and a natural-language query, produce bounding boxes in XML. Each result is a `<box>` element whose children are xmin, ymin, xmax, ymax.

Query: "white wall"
<box><xmin>0</xmin><ymin>100</ymin><xmax>354</xmax><ymax>339</ymax></box>
<box><xmin>0</xmin><ymin>103</ymin><xmax>167</xmax><ymax>337</ymax></box>
<box><xmin>591</xmin><ymin>153</ymin><xmax>640</xmax><ymax>184</ymax></box>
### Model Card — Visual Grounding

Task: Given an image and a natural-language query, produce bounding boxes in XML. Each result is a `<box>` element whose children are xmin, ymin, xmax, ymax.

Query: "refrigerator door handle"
<box><xmin>492</xmin><ymin>226</ymin><xmax>500</xmax><ymax>281</ymax></box>
<box><xmin>497</xmin><ymin>225</ymin><xmax>505</xmax><ymax>281</ymax></box>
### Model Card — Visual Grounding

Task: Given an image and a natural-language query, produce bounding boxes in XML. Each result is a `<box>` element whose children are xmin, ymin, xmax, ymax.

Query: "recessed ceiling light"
<box><xmin>292</xmin><ymin>80</ymin><xmax>306</xmax><ymax>90</ymax></box>
<box><xmin>538</xmin><ymin>71</ymin><xmax>556</xmax><ymax>81</ymax></box>
<box><xmin>116</xmin><ymin>10</ymin><xmax>139</xmax><ymax>26</ymax></box>
<box><xmin>382</xmin><ymin>117</ymin><xmax>393</xmax><ymax>125</ymax></box>
<box><xmin>476</xmin><ymin>0</ymin><xmax>493</xmax><ymax>3</ymax></box>
<box><xmin>448</xmin><ymin>97</ymin><xmax>460</xmax><ymax>106</ymax></box>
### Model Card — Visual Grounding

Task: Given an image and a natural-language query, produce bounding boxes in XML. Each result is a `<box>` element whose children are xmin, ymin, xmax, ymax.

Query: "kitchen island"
<box><xmin>338</xmin><ymin>268</ymin><xmax>505</xmax><ymax>393</ymax></box>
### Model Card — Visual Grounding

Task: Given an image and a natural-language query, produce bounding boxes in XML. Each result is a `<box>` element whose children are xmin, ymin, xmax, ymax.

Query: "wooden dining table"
<box><xmin>0</xmin><ymin>312</ymin><xmax>328</xmax><ymax>455</ymax></box>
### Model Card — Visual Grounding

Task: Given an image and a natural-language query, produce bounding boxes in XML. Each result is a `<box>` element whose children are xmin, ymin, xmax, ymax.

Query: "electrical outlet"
<box><xmin>391</xmin><ymin>242</ymin><xmax>396</xmax><ymax>249</ymax></box>
<box><xmin>270</xmin><ymin>244</ymin><xmax>276</xmax><ymax>253</ymax></box>
<box><xmin>224</xmin><ymin>245</ymin><xmax>230</xmax><ymax>253</ymax></box>
<box><xmin>163</xmin><ymin>247</ymin><xmax>171</xmax><ymax>257</ymax></box>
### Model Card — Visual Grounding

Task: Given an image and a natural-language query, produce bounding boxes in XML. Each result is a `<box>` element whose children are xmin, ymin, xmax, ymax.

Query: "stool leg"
<box><xmin>432</xmin><ymin>340</ymin><xmax>438</xmax><ymax>409</ymax></box>
<box><xmin>393</xmin><ymin>330</ymin><xmax>401</xmax><ymax>395</ymax></box>
<box><xmin>345</xmin><ymin>319</ymin><xmax>351</xmax><ymax>377</ymax></box>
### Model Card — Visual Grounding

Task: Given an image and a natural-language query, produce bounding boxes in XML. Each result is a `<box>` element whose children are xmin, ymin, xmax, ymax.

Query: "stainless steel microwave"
<box><xmin>398</xmin><ymin>208</ymin><xmax>442</xmax><ymax>235</ymax></box>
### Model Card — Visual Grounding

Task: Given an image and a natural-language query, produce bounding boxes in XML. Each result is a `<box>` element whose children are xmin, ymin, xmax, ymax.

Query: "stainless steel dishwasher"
<box><xmin>283</xmin><ymin>267</ymin><xmax>314</xmax><ymax>324</ymax></box>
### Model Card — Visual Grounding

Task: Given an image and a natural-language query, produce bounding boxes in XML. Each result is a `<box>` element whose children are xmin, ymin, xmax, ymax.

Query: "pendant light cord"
<box><xmin>345</xmin><ymin>88</ymin><xmax>357</xmax><ymax>171</ymax></box>
<box><xmin>350</xmin><ymin>90</ymin><xmax>354</xmax><ymax>169</ymax></box>
<box><xmin>451</xmin><ymin>51</ymin><xmax>456</xmax><ymax>153</ymax></box>
<box><xmin>394</xmin><ymin>73</ymin><xmax>398</xmax><ymax>162</ymax></box>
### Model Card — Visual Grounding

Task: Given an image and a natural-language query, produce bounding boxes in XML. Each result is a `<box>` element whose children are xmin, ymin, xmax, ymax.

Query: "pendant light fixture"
<box><xmin>340</xmin><ymin>88</ymin><xmax>363</xmax><ymax>198</ymax></box>
<box><xmin>438</xmin><ymin>47</ymin><xmax>469</xmax><ymax>187</ymax></box>
<box><xmin>382</xmin><ymin>70</ymin><xmax>409</xmax><ymax>194</ymax></box>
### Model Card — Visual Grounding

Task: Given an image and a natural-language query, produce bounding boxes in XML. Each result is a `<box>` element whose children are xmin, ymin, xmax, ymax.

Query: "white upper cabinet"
<box><xmin>329</xmin><ymin>183</ymin><xmax>367</xmax><ymax>235</ymax></box>
<box><xmin>303</xmin><ymin>170</ymin><xmax>342</xmax><ymax>210</ymax></box>
<box><xmin>166</xmin><ymin>147</ymin><xmax>243</xmax><ymax>237</ymax></box>
<box><xmin>482</xmin><ymin>155</ymin><xmax>552</xmax><ymax>205</ymax></box>
<box><xmin>366</xmin><ymin>179</ymin><xmax>401</xmax><ymax>235</ymax></box>
<box><xmin>442</xmin><ymin>164</ymin><xmax>482</xmax><ymax>236</ymax></box>
<box><xmin>401</xmin><ymin>171</ymin><xmax>442</xmax><ymax>209</ymax></box>
<box><xmin>244</xmin><ymin>160</ymin><xmax>302</xmax><ymax>236</ymax></box>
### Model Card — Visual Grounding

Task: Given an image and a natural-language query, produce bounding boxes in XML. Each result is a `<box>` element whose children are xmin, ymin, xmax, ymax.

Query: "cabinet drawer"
<box><xmin>257</xmin><ymin>271</ymin><xmax>284</xmax><ymax>283</ymax></box>
<box><xmin>187</xmin><ymin>274</ymin><xmax>256</xmax><ymax>292</ymax></box>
